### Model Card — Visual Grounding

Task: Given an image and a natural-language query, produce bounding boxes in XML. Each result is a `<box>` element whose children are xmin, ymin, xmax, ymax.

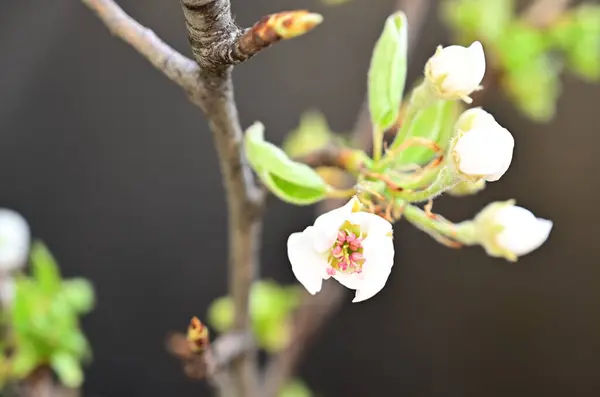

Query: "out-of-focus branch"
<box><xmin>262</xmin><ymin>1</ymin><xmax>433</xmax><ymax>395</ymax></box>
<box><xmin>523</xmin><ymin>0</ymin><xmax>574</xmax><ymax>28</ymax></box>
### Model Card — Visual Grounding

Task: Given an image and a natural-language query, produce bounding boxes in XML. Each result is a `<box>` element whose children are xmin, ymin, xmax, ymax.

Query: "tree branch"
<box><xmin>80</xmin><ymin>0</ymin><xmax>319</xmax><ymax>396</ymax></box>
<box><xmin>81</xmin><ymin>0</ymin><xmax>201</xmax><ymax>92</ymax></box>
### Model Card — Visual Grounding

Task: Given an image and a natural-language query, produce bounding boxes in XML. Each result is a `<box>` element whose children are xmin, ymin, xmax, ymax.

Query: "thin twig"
<box><xmin>81</xmin><ymin>1</ymin><xmax>320</xmax><ymax>396</ymax></box>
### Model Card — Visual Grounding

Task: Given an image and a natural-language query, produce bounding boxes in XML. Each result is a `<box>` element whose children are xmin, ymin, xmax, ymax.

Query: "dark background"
<box><xmin>1</xmin><ymin>0</ymin><xmax>600</xmax><ymax>396</ymax></box>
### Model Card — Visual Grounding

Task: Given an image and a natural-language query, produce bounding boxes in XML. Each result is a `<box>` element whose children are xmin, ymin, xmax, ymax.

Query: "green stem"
<box><xmin>372</xmin><ymin>127</ymin><xmax>384</xmax><ymax>163</ymax></box>
<box><xmin>393</xmin><ymin>165</ymin><xmax>459</xmax><ymax>203</ymax></box>
<box><xmin>402</xmin><ymin>203</ymin><xmax>477</xmax><ymax>245</ymax></box>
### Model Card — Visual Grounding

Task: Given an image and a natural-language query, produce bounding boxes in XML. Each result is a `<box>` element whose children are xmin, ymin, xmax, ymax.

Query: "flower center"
<box><xmin>327</xmin><ymin>221</ymin><xmax>365</xmax><ymax>276</ymax></box>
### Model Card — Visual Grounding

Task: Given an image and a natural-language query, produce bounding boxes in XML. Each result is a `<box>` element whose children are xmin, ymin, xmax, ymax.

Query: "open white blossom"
<box><xmin>495</xmin><ymin>205</ymin><xmax>553</xmax><ymax>257</ymax></box>
<box><xmin>287</xmin><ymin>197</ymin><xmax>394</xmax><ymax>303</ymax></box>
<box><xmin>452</xmin><ymin>108</ymin><xmax>514</xmax><ymax>182</ymax></box>
<box><xmin>0</xmin><ymin>209</ymin><xmax>30</xmax><ymax>272</ymax></box>
<box><xmin>425</xmin><ymin>41</ymin><xmax>486</xmax><ymax>102</ymax></box>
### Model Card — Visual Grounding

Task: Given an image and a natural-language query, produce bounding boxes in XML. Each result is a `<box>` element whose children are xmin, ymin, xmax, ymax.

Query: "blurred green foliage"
<box><xmin>1</xmin><ymin>242</ymin><xmax>94</xmax><ymax>389</ymax></box>
<box><xmin>442</xmin><ymin>0</ymin><xmax>600</xmax><ymax>122</ymax></box>
<box><xmin>208</xmin><ymin>280</ymin><xmax>302</xmax><ymax>353</ymax></box>
<box><xmin>280</xmin><ymin>379</ymin><xmax>313</xmax><ymax>397</ymax></box>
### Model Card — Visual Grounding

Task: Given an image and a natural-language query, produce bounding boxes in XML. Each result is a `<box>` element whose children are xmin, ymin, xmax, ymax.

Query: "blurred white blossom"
<box><xmin>0</xmin><ymin>208</ymin><xmax>30</xmax><ymax>272</ymax></box>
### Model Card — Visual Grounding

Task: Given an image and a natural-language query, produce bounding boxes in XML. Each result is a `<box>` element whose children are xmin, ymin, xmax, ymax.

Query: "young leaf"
<box><xmin>207</xmin><ymin>296</ymin><xmax>235</xmax><ymax>333</ymax></box>
<box><xmin>368</xmin><ymin>11</ymin><xmax>408</xmax><ymax>132</ymax></box>
<box><xmin>245</xmin><ymin>122</ymin><xmax>327</xmax><ymax>205</ymax></box>
<box><xmin>283</xmin><ymin>110</ymin><xmax>333</xmax><ymax>158</ymax></box>
<box><xmin>10</xmin><ymin>340</ymin><xmax>41</xmax><ymax>379</ymax></box>
<box><xmin>50</xmin><ymin>351</ymin><xmax>84</xmax><ymax>388</ymax></box>
<box><xmin>30</xmin><ymin>241</ymin><xmax>61</xmax><ymax>294</ymax></box>
<box><xmin>280</xmin><ymin>379</ymin><xmax>313</xmax><ymax>397</ymax></box>
<box><xmin>392</xmin><ymin>100</ymin><xmax>461</xmax><ymax>166</ymax></box>
<box><xmin>60</xmin><ymin>279</ymin><xmax>95</xmax><ymax>314</ymax></box>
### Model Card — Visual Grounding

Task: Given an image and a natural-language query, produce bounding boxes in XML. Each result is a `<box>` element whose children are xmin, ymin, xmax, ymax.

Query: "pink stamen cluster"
<box><xmin>328</xmin><ymin>230</ymin><xmax>365</xmax><ymax>275</ymax></box>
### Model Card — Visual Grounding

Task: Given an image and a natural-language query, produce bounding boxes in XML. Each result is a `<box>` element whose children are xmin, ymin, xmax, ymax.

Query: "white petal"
<box><xmin>287</xmin><ymin>228</ymin><xmax>328</xmax><ymax>295</ymax></box>
<box><xmin>0</xmin><ymin>209</ymin><xmax>30</xmax><ymax>272</ymax></box>
<box><xmin>454</xmin><ymin>126</ymin><xmax>514</xmax><ymax>181</ymax></box>
<box><xmin>333</xmin><ymin>271</ymin><xmax>363</xmax><ymax>290</ymax></box>
<box><xmin>312</xmin><ymin>197</ymin><xmax>359</xmax><ymax>253</ymax></box>
<box><xmin>466</xmin><ymin>41</ymin><xmax>486</xmax><ymax>89</ymax></box>
<box><xmin>496</xmin><ymin>206</ymin><xmax>553</xmax><ymax>256</ymax></box>
<box><xmin>352</xmin><ymin>234</ymin><xmax>395</xmax><ymax>303</ymax></box>
<box><xmin>346</xmin><ymin>211</ymin><xmax>392</xmax><ymax>237</ymax></box>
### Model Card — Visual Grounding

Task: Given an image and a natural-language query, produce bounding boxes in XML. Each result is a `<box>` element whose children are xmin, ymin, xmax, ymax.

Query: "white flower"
<box><xmin>0</xmin><ymin>209</ymin><xmax>30</xmax><ymax>272</ymax></box>
<box><xmin>0</xmin><ymin>277</ymin><xmax>15</xmax><ymax>307</ymax></box>
<box><xmin>287</xmin><ymin>197</ymin><xmax>394</xmax><ymax>303</ymax></box>
<box><xmin>495</xmin><ymin>205</ymin><xmax>553</xmax><ymax>257</ymax></box>
<box><xmin>451</xmin><ymin>108</ymin><xmax>514</xmax><ymax>182</ymax></box>
<box><xmin>425</xmin><ymin>41</ymin><xmax>486</xmax><ymax>102</ymax></box>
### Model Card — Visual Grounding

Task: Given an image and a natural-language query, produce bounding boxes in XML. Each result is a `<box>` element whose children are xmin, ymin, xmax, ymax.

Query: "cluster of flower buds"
<box><xmin>286</xmin><ymin>40</ymin><xmax>553</xmax><ymax>303</ymax></box>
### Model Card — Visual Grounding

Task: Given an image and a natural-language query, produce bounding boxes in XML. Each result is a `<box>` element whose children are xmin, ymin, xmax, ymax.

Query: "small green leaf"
<box><xmin>50</xmin><ymin>351</ymin><xmax>83</xmax><ymax>388</ymax></box>
<box><xmin>11</xmin><ymin>340</ymin><xmax>41</xmax><ymax>379</ymax></box>
<box><xmin>392</xmin><ymin>100</ymin><xmax>461</xmax><ymax>166</ymax></box>
<box><xmin>245</xmin><ymin>122</ymin><xmax>327</xmax><ymax>205</ymax></box>
<box><xmin>283</xmin><ymin>111</ymin><xmax>333</xmax><ymax>158</ymax></box>
<box><xmin>30</xmin><ymin>242</ymin><xmax>62</xmax><ymax>294</ymax></box>
<box><xmin>280</xmin><ymin>379</ymin><xmax>313</xmax><ymax>397</ymax></box>
<box><xmin>442</xmin><ymin>0</ymin><xmax>515</xmax><ymax>43</ymax></box>
<box><xmin>60</xmin><ymin>279</ymin><xmax>95</xmax><ymax>314</ymax></box>
<box><xmin>368</xmin><ymin>11</ymin><xmax>408</xmax><ymax>132</ymax></box>
<box><xmin>207</xmin><ymin>296</ymin><xmax>234</xmax><ymax>333</ymax></box>
<box><xmin>503</xmin><ymin>56</ymin><xmax>561</xmax><ymax>122</ymax></box>
<box><xmin>496</xmin><ymin>23</ymin><xmax>549</xmax><ymax>71</ymax></box>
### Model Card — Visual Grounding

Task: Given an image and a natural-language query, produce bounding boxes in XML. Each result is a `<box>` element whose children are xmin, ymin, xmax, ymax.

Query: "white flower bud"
<box><xmin>0</xmin><ymin>209</ymin><xmax>30</xmax><ymax>272</ymax></box>
<box><xmin>287</xmin><ymin>196</ymin><xmax>395</xmax><ymax>303</ymax></box>
<box><xmin>451</xmin><ymin>108</ymin><xmax>514</xmax><ymax>182</ymax></box>
<box><xmin>474</xmin><ymin>201</ymin><xmax>552</xmax><ymax>261</ymax></box>
<box><xmin>425</xmin><ymin>41</ymin><xmax>486</xmax><ymax>102</ymax></box>
<box><xmin>495</xmin><ymin>205</ymin><xmax>553</xmax><ymax>257</ymax></box>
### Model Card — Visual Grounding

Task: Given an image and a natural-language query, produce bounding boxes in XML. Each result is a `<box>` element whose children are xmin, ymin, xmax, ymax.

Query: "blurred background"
<box><xmin>1</xmin><ymin>0</ymin><xmax>599</xmax><ymax>396</ymax></box>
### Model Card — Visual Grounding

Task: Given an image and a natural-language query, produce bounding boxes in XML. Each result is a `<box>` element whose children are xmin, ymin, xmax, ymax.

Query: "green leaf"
<box><xmin>280</xmin><ymin>379</ymin><xmax>313</xmax><ymax>397</ymax></box>
<box><xmin>30</xmin><ymin>242</ymin><xmax>62</xmax><ymax>294</ymax></box>
<box><xmin>50</xmin><ymin>351</ymin><xmax>83</xmax><ymax>388</ymax></box>
<box><xmin>283</xmin><ymin>111</ymin><xmax>333</xmax><ymax>158</ymax></box>
<box><xmin>442</xmin><ymin>0</ymin><xmax>515</xmax><ymax>43</ymax></box>
<box><xmin>392</xmin><ymin>100</ymin><xmax>461</xmax><ymax>166</ymax></box>
<box><xmin>503</xmin><ymin>56</ymin><xmax>561</xmax><ymax>122</ymax></box>
<box><xmin>60</xmin><ymin>279</ymin><xmax>95</xmax><ymax>314</ymax></box>
<box><xmin>245</xmin><ymin>122</ymin><xmax>327</xmax><ymax>205</ymax></box>
<box><xmin>10</xmin><ymin>340</ymin><xmax>41</xmax><ymax>379</ymax></box>
<box><xmin>496</xmin><ymin>23</ymin><xmax>549</xmax><ymax>71</ymax></box>
<box><xmin>207</xmin><ymin>296</ymin><xmax>235</xmax><ymax>333</ymax></box>
<box><xmin>368</xmin><ymin>11</ymin><xmax>408</xmax><ymax>132</ymax></box>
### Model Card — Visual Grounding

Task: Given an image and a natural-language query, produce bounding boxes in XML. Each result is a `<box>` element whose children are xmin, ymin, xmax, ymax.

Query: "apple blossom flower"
<box><xmin>451</xmin><ymin>108</ymin><xmax>515</xmax><ymax>182</ymax></box>
<box><xmin>0</xmin><ymin>208</ymin><xmax>30</xmax><ymax>272</ymax></box>
<box><xmin>425</xmin><ymin>41</ymin><xmax>486</xmax><ymax>102</ymax></box>
<box><xmin>287</xmin><ymin>197</ymin><xmax>394</xmax><ymax>303</ymax></box>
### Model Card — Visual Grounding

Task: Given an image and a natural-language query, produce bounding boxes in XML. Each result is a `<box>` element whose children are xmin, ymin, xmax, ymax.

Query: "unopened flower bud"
<box><xmin>451</xmin><ymin>108</ymin><xmax>514</xmax><ymax>182</ymax></box>
<box><xmin>0</xmin><ymin>209</ymin><xmax>30</xmax><ymax>273</ymax></box>
<box><xmin>425</xmin><ymin>41</ymin><xmax>486</xmax><ymax>102</ymax></box>
<box><xmin>474</xmin><ymin>201</ymin><xmax>553</xmax><ymax>261</ymax></box>
<box><xmin>187</xmin><ymin>317</ymin><xmax>210</xmax><ymax>354</ymax></box>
